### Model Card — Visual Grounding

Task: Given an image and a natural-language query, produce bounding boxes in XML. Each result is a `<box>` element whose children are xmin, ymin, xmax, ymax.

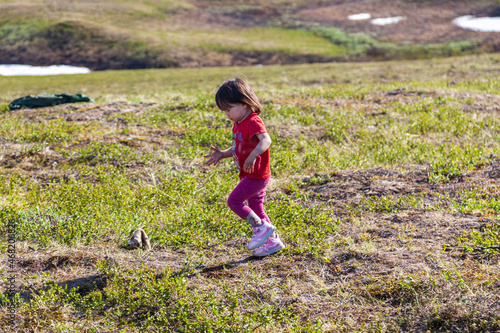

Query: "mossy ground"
<box><xmin>0</xmin><ymin>53</ymin><xmax>499</xmax><ymax>331</ymax></box>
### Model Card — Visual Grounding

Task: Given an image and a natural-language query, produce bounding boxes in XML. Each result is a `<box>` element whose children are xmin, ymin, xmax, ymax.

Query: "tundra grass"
<box><xmin>1</xmin><ymin>54</ymin><xmax>500</xmax><ymax>331</ymax></box>
<box><xmin>1</xmin><ymin>53</ymin><xmax>498</xmax><ymax>103</ymax></box>
<box><xmin>308</xmin><ymin>26</ymin><xmax>480</xmax><ymax>60</ymax></box>
<box><xmin>0</xmin><ymin>0</ymin><xmax>496</xmax><ymax>70</ymax></box>
<box><xmin>196</xmin><ymin>27</ymin><xmax>349</xmax><ymax>57</ymax></box>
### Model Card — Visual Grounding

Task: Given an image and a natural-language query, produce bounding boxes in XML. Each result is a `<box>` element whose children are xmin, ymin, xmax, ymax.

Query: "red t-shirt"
<box><xmin>232</xmin><ymin>112</ymin><xmax>271</xmax><ymax>179</ymax></box>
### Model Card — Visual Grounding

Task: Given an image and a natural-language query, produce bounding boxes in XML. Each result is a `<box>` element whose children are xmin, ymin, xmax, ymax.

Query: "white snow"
<box><xmin>0</xmin><ymin>64</ymin><xmax>91</xmax><ymax>76</ymax></box>
<box><xmin>348</xmin><ymin>13</ymin><xmax>371</xmax><ymax>21</ymax></box>
<box><xmin>452</xmin><ymin>15</ymin><xmax>500</xmax><ymax>32</ymax></box>
<box><xmin>371</xmin><ymin>16</ymin><xmax>406</xmax><ymax>26</ymax></box>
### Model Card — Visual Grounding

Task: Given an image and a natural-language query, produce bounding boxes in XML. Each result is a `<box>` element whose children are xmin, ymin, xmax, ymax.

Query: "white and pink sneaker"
<box><xmin>252</xmin><ymin>233</ymin><xmax>285</xmax><ymax>257</ymax></box>
<box><xmin>247</xmin><ymin>219</ymin><xmax>276</xmax><ymax>250</ymax></box>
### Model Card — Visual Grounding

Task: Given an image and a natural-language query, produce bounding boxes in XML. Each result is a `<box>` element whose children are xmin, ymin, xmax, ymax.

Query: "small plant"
<box><xmin>456</xmin><ymin>223</ymin><xmax>500</xmax><ymax>254</ymax></box>
<box><xmin>428</xmin><ymin>161</ymin><xmax>462</xmax><ymax>184</ymax></box>
<box><xmin>0</xmin><ymin>103</ymin><xmax>9</xmax><ymax>113</ymax></box>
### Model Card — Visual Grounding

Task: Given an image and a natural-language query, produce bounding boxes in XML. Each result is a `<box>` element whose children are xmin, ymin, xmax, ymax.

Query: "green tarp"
<box><xmin>9</xmin><ymin>93</ymin><xmax>94</xmax><ymax>110</ymax></box>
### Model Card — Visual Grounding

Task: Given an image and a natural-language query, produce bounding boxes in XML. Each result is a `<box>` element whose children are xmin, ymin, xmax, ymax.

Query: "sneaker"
<box><xmin>247</xmin><ymin>219</ymin><xmax>276</xmax><ymax>250</ymax></box>
<box><xmin>252</xmin><ymin>234</ymin><xmax>285</xmax><ymax>257</ymax></box>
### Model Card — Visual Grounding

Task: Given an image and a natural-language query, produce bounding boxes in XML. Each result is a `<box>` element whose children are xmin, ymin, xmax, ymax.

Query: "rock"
<box><xmin>127</xmin><ymin>228</ymin><xmax>151</xmax><ymax>250</ymax></box>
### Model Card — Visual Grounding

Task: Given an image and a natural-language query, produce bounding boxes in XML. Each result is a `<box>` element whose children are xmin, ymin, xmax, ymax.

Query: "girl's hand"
<box><xmin>242</xmin><ymin>132</ymin><xmax>271</xmax><ymax>174</ymax></box>
<box><xmin>243</xmin><ymin>156</ymin><xmax>256</xmax><ymax>174</ymax></box>
<box><xmin>205</xmin><ymin>145</ymin><xmax>224</xmax><ymax>166</ymax></box>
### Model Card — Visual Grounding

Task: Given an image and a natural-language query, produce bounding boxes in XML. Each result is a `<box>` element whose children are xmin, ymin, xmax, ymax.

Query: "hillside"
<box><xmin>0</xmin><ymin>54</ymin><xmax>499</xmax><ymax>331</ymax></box>
<box><xmin>1</xmin><ymin>0</ymin><xmax>499</xmax><ymax>70</ymax></box>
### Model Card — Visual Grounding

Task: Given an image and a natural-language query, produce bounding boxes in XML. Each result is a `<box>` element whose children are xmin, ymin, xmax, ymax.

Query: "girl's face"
<box><xmin>223</xmin><ymin>103</ymin><xmax>251</xmax><ymax>123</ymax></box>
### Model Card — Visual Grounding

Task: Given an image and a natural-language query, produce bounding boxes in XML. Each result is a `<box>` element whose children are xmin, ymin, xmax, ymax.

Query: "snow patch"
<box><xmin>371</xmin><ymin>16</ymin><xmax>406</xmax><ymax>26</ymax></box>
<box><xmin>348</xmin><ymin>13</ymin><xmax>371</xmax><ymax>21</ymax></box>
<box><xmin>0</xmin><ymin>64</ymin><xmax>91</xmax><ymax>76</ymax></box>
<box><xmin>452</xmin><ymin>15</ymin><xmax>500</xmax><ymax>32</ymax></box>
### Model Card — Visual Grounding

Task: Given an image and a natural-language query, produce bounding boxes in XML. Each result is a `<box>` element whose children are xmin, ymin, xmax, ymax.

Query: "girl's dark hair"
<box><xmin>215</xmin><ymin>78</ymin><xmax>262</xmax><ymax>114</ymax></box>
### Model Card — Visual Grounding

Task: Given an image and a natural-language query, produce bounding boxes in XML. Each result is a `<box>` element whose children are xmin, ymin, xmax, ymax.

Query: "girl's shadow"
<box><xmin>164</xmin><ymin>255</ymin><xmax>265</xmax><ymax>279</ymax></box>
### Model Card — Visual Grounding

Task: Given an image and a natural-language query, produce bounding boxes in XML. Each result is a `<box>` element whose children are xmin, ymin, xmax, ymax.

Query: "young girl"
<box><xmin>205</xmin><ymin>78</ymin><xmax>284</xmax><ymax>257</ymax></box>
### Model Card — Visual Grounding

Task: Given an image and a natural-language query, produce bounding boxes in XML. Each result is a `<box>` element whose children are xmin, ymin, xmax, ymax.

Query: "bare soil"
<box><xmin>2</xmin><ymin>90</ymin><xmax>499</xmax><ymax>331</ymax></box>
<box><xmin>296</xmin><ymin>0</ymin><xmax>500</xmax><ymax>48</ymax></box>
<box><xmin>8</xmin><ymin>158</ymin><xmax>500</xmax><ymax>329</ymax></box>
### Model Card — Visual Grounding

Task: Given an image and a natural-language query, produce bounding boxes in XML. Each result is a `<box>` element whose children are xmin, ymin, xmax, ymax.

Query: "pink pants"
<box><xmin>227</xmin><ymin>177</ymin><xmax>270</xmax><ymax>222</ymax></box>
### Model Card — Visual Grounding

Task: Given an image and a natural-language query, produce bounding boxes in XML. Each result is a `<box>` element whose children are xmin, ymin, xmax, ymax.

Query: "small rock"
<box><xmin>127</xmin><ymin>228</ymin><xmax>151</xmax><ymax>250</ymax></box>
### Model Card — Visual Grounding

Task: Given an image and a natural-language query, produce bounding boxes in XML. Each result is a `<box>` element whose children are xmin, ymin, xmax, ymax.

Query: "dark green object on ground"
<box><xmin>9</xmin><ymin>93</ymin><xmax>94</xmax><ymax>110</ymax></box>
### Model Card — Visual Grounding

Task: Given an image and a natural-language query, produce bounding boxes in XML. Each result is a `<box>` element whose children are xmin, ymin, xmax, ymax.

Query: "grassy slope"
<box><xmin>0</xmin><ymin>0</ymin><xmax>350</xmax><ymax>69</ymax></box>
<box><xmin>0</xmin><ymin>0</ymin><xmax>493</xmax><ymax>69</ymax></box>
<box><xmin>0</xmin><ymin>54</ymin><xmax>499</xmax><ymax>331</ymax></box>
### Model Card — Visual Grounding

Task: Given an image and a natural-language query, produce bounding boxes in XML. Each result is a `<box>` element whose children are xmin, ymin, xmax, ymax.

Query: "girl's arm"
<box><xmin>243</xmin><ymin>132</ymin><xmax>272</xmax><ymax>173</ymax></box>
<box><xmin>205</xmin><ymin>145</ymin><xmax>232</xmax><ymax>166</ymax></box>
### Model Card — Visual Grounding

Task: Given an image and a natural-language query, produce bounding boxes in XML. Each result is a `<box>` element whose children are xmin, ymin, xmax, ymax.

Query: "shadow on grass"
<box><xmin>4</xmin><ymin>274</ymin><xmax>107</xmax><ymax>304</ymax></box>
<box><xmin>8</xmin><ymin>255</ymin><xmax>268</xmax><ymax>304</ymax></box>
<box><xmin>58</xmin><ymin>274</ymin><xmax>107</xmax><ymax>295</ymax></box>
<box><xmin>165</xmin><ymin>255</ymin><xmax>265</xmax><ymax>280</ymax></box>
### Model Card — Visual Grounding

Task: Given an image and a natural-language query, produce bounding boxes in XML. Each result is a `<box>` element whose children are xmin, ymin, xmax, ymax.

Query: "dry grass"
<box><xmin>1</xmin><ymin>54</ymin><xmax>500</xmax><ymax>331</ymax></box>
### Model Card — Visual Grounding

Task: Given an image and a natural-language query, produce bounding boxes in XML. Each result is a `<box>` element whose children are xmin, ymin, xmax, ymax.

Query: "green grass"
<box><xmin>1</xmin><ymin>53</ymin><xmax>499</xmax><ymax>103</ymax></box>
<box><xmin>0</xmin><ymin>116</ymin><xmax>99</xmax><ymax>143</ymax></box>
<box><xmin>309</xmin><ymin>26</ymin><xmax>480</xmax><ymax>60</ymax></box>
<box><xmin>1</xmin><ymin>54</ymin><xmax>500</xmax><ymax>331</ymax></box>
<box><xmin>198</xmin><ymin>27</ymin><xmax>349</xmax><ymax>57</ymax></box>
<box><xmin>0</xmin><ymin>260</ymin><xmax>325</xmax><ymax>332</ymax></box>
<box><xmin>0</xmin><ymin>0</ymin><xmax>495</xmax><ymax>71</ymax></box>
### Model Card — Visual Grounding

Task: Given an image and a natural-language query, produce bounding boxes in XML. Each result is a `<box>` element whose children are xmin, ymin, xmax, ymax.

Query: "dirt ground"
<box><xmin>295</xmin><ymin>0</ymin><xmax>500</xmax><ymax>48</ymax></box>
<box><xmin>188</xmin><ymin>0</ymin><xmax>500</xmax><ymax>52</ymax></box>
<box><xmin>2</xmin><ymin>84</ymin><xmax>500</xmax><ymax>330</ymax></box>
<box><xmin>8</xmin><ymin>155</ymin><xmax>500</xmax><ymax>330</ymax></box>
<box><xmin>0</xmin><ymin>90</ymin><xmax>500</xmax><ymax>321</ymax></box>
